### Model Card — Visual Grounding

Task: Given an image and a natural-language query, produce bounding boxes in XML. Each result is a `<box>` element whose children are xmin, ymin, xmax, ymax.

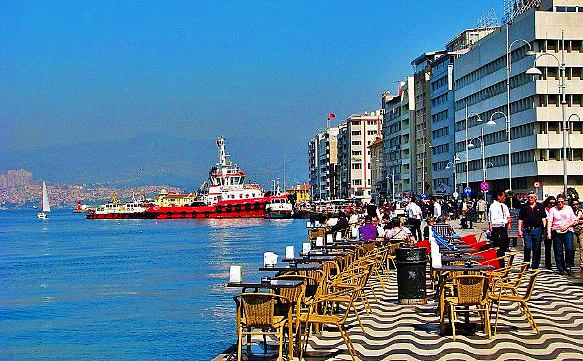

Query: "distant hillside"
<box><xmin>0</xmin><ymin>133</ymin><xmax>307</xmax><ymax>189</ymax></box>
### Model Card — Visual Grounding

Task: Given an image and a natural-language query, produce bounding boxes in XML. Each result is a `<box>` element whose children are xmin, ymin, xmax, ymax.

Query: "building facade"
<box><xmin>308</xmin><ymin>127</ymin><xmax>339</xmax><ymax>201</ymax></box>
<box><xmin>346</xmin><ymin>112</ymin><xmax>383</xmax><ymax>202</ymax></box>
<box><xmin>453</xmin><ymin>0</ymin><xmax>583</xmax><ymax>198</ymax></box>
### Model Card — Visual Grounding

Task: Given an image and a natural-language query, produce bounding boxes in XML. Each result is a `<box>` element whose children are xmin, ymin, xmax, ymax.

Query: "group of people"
<box><xmin>316</xmin><ymin>189</ymin><xmax>583</xmax><ymax>276</ymax></box>
<box><xmin>490</xmin><ymin>190</ymin><xmax>583</xmax><ymax>274</ymax></box>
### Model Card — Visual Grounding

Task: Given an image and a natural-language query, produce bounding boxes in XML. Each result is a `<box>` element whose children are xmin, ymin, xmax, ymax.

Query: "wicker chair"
<box><xmin>489</xmin><ymin>269</ymin><xmax>541</xmax><ymax>335</ymax></box>
<box><xmin>298</xmin><ymin>276</ymin><xmax>365</xmax><ymax>361</ymax></box>
<box><xmin>235</xmin><ymin>293</ymin><xmax>292</xmax><ymax>361</ymax></box>
<box><xmin>440</xmin><ymin>274</ymin><xmax>492</xmax><ymax>340</ymax></box>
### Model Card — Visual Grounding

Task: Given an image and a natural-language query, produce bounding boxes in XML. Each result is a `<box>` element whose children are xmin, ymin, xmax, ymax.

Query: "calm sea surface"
<box><xmin>1</xmin><ymin>209</ymin><xmax>306</xmax><ymax>360</ymax></box>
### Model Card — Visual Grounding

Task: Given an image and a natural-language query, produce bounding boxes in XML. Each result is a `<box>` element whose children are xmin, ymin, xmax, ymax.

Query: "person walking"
<box><xmin>547</xmin><ymin>194</ymin><xmax>577</xmax><ymax>275</ymax></box>
<box><xmin>430</xmin><ymin>196</ymin><xmax>441</xmax><ymax>218</ymax></box>
<box><xmin>571</xmin><ymin>199</ymin><xmax>583</xmax><ymax>268</ymax></box>
<box><xmin>542</xmin><ymin>196</ymin><xmax>556</xmax><ymax>269</ymax></box>
<box><xmin>488</xmin><ymin>190</ymin><xmax>511</xmax><ymax>268</ymax></box>
<box><xmin>405</xmin><ymin>196</ymin><xmax>423</xmax><ymax>241</ymax></box>
<box><xmin>476</xmin><ymin>197</ymin><xmax>487</xmax><ymax>222</ymax></box>
<box><xmin>517</xmin><ymin>192</ymin><xmax>547</xmax><ymax>269</ymax></box>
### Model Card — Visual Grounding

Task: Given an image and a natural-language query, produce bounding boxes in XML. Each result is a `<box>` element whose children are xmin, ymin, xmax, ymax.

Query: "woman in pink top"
<box><xmin>546</xmin><ymin>194</ymin><xmax>577</xmax><ymax>275</ymax></box>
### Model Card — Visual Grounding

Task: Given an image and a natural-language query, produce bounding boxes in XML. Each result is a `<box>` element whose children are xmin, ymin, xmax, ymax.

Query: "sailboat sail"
<box><xmin>42</xmin><ymin>182</ymin><xmax>51</xmax><ymax>213</ymax></box>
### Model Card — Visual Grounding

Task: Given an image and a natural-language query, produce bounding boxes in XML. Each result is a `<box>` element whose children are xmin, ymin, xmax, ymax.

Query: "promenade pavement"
<box><xmin>216</xmin><ymin>219</ymin><xmax>583</xmax><ymax>360</ymax></box>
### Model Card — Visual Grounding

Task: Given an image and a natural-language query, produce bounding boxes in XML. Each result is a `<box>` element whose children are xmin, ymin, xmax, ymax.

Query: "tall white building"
<box><xmin>453</xmin><ymin>0</ymin><xmax>583</xmax><ymax>197</ymax></box>
<box><xmin>346</xmin><ymin>112</ymin><xmax>383</xmax><ymax>201</ymax></box>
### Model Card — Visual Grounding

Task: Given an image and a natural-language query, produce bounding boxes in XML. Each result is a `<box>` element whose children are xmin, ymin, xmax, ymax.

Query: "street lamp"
<box><xmin>526</xmin><ymin>30</ymin><xmax>567</xmax><ymax>194</ymax></box>
<box><xmin>488</xmin><ymin>111</ymin><xmax>510</xmax><ymax>186</ymax></box>
<box><xmin>445</xmin><ymin>159</ymin><xmax>458</xmax><ymax>198</ymax></box>
<box><xmin>467</xmin><ymin>115</ymin><xmax>496</xmax><ymax>189</ymax></box>
<box><xmin>506</xmin><ymin>26</ymin><xmax>535</xmax><ymax>192</ymax></box>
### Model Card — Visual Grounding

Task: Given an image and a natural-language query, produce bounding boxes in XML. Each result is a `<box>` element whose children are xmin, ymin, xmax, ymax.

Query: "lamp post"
<box><xmin>445</xmin><ymin>159</ymin><xmax>458</xmax><ymax>198</ymax></box>
<box><xmin>467</xmin><ymin>114</ymin><xmax>496</xmax><ymax>188</ymax></box>
<box><xmin>526</xmin><ymin>30</ymin><xmax>567</xmax><ymax>194</ymax></box>
<box><xmin>506</xmin><ymin>25</ymin><xmax>535</xmax><ymax>192</ymax></box>
<box><xmin>488</xmin><ymin>111</ymin><xmax>509</xmax><ymax>186</ymax></box>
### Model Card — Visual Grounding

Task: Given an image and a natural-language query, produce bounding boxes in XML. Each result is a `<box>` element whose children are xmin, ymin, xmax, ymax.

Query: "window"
<box><xmin>353</xmin><ymin>179</ymin><xmax>362</xmax><ymax>186</ymax></box>
<box><xmin>351</xmin><ymin>130</ymin><xmax>361</xmax><ymax>136</ymax></box>
<box><xmin>352</xmin><ymin>163</ymin><xmax>362</xmax><ymax>169</ymax></box>
<box><xmin>351</xmin><ymin>141</ymin><xmax>361</xmax><ymax>146</ymax></box>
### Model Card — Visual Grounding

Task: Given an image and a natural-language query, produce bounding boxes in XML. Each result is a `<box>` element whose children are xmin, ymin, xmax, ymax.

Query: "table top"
<box><xmin>313</xmin><ymin>244</ymin><xmax>358</xmax><ymax>250</ymax></box>
<box><xmin>435</xmin><ymin>264</ymin><xmax>494</xmax><ymax>272</ymax></box>
<box><xmin>225</xmin><ymin>279</ymin><xmax>304</xmax><ymax>289</ymax></box>
<box><xmin>441</xmin><ymin>255</ymin><xmax>484</xmax><ymax>263</ymax></box>
<box><xmin>283</xmin><ymin>255</ymin><xmax>339</xmax><ymax>263</ymax></box>
<box><xmin>259</xmin><ymin>263</ymin><xmax>323</xmax><ymax>272</ymax></box>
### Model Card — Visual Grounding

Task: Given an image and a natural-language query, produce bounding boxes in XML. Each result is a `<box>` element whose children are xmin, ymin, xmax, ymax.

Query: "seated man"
<box><xmin>358</xmin><ymin>216</ymin><xmax>378</xmax><ymax>241</ymax></box>
<box><xmin>432</xmin><ymin>215</ymin><xmax>456</xmax><ymax>237</ymax></box>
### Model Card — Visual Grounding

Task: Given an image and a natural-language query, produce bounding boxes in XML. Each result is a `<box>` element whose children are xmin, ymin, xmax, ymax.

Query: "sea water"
<box><xmin>1</xmin><ymin>209</ymin><xmax>305</xmax><ymax>360</ymax></box>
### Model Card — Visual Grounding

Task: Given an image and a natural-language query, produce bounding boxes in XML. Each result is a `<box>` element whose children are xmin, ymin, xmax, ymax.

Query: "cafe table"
<box><xmin>312</xmin><ymin>244</ymin><xmax>358</xmax><ymax>250</ymax></box>
<box><xmin>283</xmin><ymin>254</ymin><xmax>339</xmax><ymax>263</ymax></box>
<box><xmin>225</xmin><ymin>279</ymin><xmax>304</xmax><ymax>292</ymax></box>
<box><xmin>258</xmin><ymin>263</ymin><xmax>323</xmax><ymax>272</ymax></box>
<box><xmin>441</xmin><ymin>255</ymin><xmax>484</xmax><ymax>264</ymax></box>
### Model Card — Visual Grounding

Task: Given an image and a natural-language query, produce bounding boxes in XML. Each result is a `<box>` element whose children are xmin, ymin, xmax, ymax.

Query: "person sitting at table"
<box><xmin>433</xmin><ymin>215</ymin><xmax>456</xmax><ymax>237</ymax></box>
<box><xmin>358</xmin><ymin>216</ymin><xmax>378</xmax><ymax>241</ymax></box>
<box><xmin>330</xmin><ymin>211</ymin><xmax>349</xmax><ymax>235</ymax></box>
<box><xmin>325</xmin><ymin>213</ymin><xmax>339</xmax><ymax>227</ymax></box>
<box><xmin>423</xmin><ymin>216</ymin><xmax>435</xmax><ymax>241</ymax></box>
<box><xmin>384</xmin><ymin>218</ymin><xmax>413</xmax><ymax>244</ymax></box>
<box><xmin>347</xmin><ymin>211</ymin><xmax>359</xmax><ymax>225</ymax></box>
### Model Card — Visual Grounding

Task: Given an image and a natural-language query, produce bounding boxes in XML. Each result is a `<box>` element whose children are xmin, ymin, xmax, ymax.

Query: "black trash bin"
<box><xmin>395</xmin><ymin>247</ymin><xmax>427</xmax><ymax>304</ymax></box>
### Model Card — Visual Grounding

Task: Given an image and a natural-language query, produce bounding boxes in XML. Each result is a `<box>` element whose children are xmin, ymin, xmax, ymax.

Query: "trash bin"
<box><xmin>395</xmin><ymin>247</ymin><xmax>427</xmax><ymax>304</ymax></box>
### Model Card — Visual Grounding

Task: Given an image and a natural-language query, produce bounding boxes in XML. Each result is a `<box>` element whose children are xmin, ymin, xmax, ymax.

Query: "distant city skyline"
<box><xmin>1</xmin><ymin>1</ymin><xmax>504</xmax><ymax>188</ymax></box>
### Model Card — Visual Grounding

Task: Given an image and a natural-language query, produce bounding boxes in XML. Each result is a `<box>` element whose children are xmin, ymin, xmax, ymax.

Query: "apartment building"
<box><xmin>346</xmin><ymin>112</ymin><xmax>383</xmax><ymax>201</ymax></box>
<box><xmin>308</xmin><ymin>127</ymin><xmax>339</xmax><ymax>201</ymax></box>
<box><xmin>381</xmin><ymin>78</ymin><xmax>415</xmax><ymax>198</ymax></box>
<box><xmin>453</xmin><ymin>0</ymin><xmax>583</xmax><ymax>197</ymax></box>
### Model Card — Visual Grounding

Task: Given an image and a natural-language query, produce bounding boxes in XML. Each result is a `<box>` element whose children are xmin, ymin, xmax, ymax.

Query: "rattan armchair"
<box><xmin>489</xmin><ymin>269</ymin><xmax>541</xmax><ymax>335</ymax></box>
<box><xmin>234</xmin><ymin>293</ymin><xmax>292</xmax><ymax>361</ymax></box>
<box><xmin>298</xmin><ymin>281</ymin><xmax>364</xmax><ymax>361</ymax></box>
<box><xmin>440</xmin><ymin>274</ymin><xmax>492</xmax><ymax>340</ymax></box>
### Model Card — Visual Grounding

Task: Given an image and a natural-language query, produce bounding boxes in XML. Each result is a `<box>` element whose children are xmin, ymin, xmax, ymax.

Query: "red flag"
<box><xmin>327</xmin><ymin>112</ymin><xmax>336</xmax><ymax>120</ymax></box>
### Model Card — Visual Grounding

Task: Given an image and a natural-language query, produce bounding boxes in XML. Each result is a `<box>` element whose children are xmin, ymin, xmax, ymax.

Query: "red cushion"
<box><xmin>470</xmin><ymin>240</ymin><xmax>488</xmax><ymax>252</ymax></box>
<box><xmin>476</xmin><ymin>248</ymin><xmax>500</xmax><ymax>269</ymax></box>
<box><xmin>460</xmin><ymin>234</ymin><xmax>478</xmax><ymax>245</ymax></box>
<box><xmin>414</xmin><ymin>240</ymin><xmax>430</xmax><ymax>253</ymax></box>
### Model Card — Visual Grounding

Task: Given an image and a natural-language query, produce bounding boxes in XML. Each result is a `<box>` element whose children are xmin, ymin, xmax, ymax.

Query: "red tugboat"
<box><xmin>143</xmin><ymin>137</ymin><xmax>286</xmax><ymax>219</ymax></box>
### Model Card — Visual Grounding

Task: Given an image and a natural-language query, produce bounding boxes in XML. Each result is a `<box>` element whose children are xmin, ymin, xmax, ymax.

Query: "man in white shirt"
<box><xmin>405</xmin><ymin>196</ymin><xmax>423</xmax><ymax>241</ymax></box>
<box><xmin>488</xmin><ymin>190</ymin><xmax>511</xmax><ymax>267</ymax></box>
<box><xmin>430</xmin><ymin>196</ymin><xmax>441</xmax><ymax>218</ymax></box>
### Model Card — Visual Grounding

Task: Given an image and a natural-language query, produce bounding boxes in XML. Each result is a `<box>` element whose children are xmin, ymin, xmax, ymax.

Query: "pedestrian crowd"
<box><xmin>311</xmin><ymin>189</ymin><xmax>583</xmax><ymax>275</ymax></box>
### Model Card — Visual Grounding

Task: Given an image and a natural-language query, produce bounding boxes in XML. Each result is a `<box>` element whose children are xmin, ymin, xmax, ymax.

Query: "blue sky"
<box><xmin>0</xmin><ymin>1</ymin><xmax>504</xmax><ymax>188</ymax></box>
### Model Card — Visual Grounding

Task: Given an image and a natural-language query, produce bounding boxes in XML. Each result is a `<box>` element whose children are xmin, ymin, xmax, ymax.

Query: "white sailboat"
<box><xmin>37</xmin><ymin>182</ymin><xmax>51</xmax><ymax>219</ymax></box>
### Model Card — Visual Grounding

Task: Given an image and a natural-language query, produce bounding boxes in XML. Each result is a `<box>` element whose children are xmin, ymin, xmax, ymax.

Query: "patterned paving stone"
<box><xmin>302</xmin><ymin>253</ymin><xmax>583</xmax><ymax>360</ymax></box>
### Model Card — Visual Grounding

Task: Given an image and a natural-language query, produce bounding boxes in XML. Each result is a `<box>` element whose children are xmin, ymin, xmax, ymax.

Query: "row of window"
<box><xmin>432</xmin><ymin>143</ymin><xmax>449</xmax><ymax>155</ymax></box>
<box><xmin>432</xmin><ymin>109</ymin><xmax>449</xmax><ymax>124</ymax></box>
<box><xmin>454</xmin><ymin>123</ymin><xmax>535</xmax><ymax>153</ymax></box>
<box><xmin>454</xmin><ymin>96</ymin><xmax>535</xmax><ymax>132</ymax></box>
<box><xmin>431</xmin><ymin>75</ymin><xmax>448</xmax><ymax>93</ymax></box>
<box><xmin>432</xmin><ymin>126</ymin><xmax>450</xmax><ymax>140</ymax></box>
<box><xmin>455</xmin><ymin>150</ymin><xmax>535</xmax><ymax>173</ymax></box>
<box><xmin>455</xmin><ymin>73</ymin><xmax>529</xmax><ymax>111</ymax></box>
<box><xmin>555</xmin><ymin>6</ymin><xmax>583</xmax><ymax>12</ymax></box>
<box><xmin>431</xmin><ymin>93</ymin><xmax>449</xmax><ymax>107</ymax></box>
<box><xmin>455</xmin><ymin>44</ymin><xmax>529</xmax><ymax>89</ymax></box>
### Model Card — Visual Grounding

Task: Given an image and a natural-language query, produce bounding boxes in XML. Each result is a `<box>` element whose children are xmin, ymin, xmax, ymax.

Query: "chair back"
<box><xmin>454</xmin><ymin>275</ymin><xmax>489</xmax><ymax>305</ymax></box>
<box><xmin>470</xmin><ymin>240</ymin><xmax>488</xmax><ymax>252</ymax></box>
<box><xmin>522</xmin><ymin>269</ymin><xmax>541</xmax><ymax>302</ymax></box>
<box><xmin>414</xmin><ymin>240</ymin><xmax>430</xmax><ymax>254</ymax></box>
<box><xmin>238</xmin><ymin>293</ymin><xmax>288</xmax><ymax>328</ymax></box>
<box><xmin>273</xmin><ymin>275</ymin><xmax>307</xmax><ymax>305</ymax></box>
